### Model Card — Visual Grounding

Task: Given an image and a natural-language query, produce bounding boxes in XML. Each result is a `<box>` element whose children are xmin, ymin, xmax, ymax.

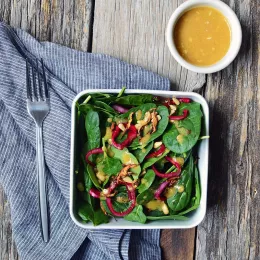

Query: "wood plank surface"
<box><xmin>92</xmin><ymin>0</ymin><xmax>205</xmax><ymax>92</ymax></box>
<box><xmin>92</xmin><ymin>1</ymin><xmax>206</xmax><ymax>259</ymax></box>
<box><xmin>196</xmin><ymin>0</ymin><xmax>260</xmax><ymax>259</ymax></box>
<box><xmin>0</xmin><ymin>1</ymin><xmax>93</xmax><ymax>259</ymax></box>
<box><xmin>0</xmin><ymin>0</ymin><xmax>93</xmax><ymax>51</ymax></box>
<box><xmin>0</xmin><ymin>190</ymin><xmax>19</xmax><ymax>260</ymax></box>
<box><xmin>1</xmin><ymin>0</ymin><xmax>260</xmax><ymax>260</ymax></box>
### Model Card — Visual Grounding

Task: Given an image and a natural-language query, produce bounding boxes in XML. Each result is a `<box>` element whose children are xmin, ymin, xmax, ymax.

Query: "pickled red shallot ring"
<box><xmin>111</xmin><ymin>124</ymin><xmax>137</xmax><ymax>150</ymax></box>
<box><xmin>85</xmin><ymin>148</ymin><xmax>104</xmax><ymax>166</ymax></box>
<box><xmin>152</xmin><ymin>158</ymin><xmax>181</xmax><ymax>178</ymax></box>
<box><xmin>106</xmin><ymin>196</ymin><xmax>136</xmax><ymax>217</ymax></box>
<box><xmin>169</xmin><ymin>109</ymin><xmax>189</xmax><ymax>120</ymax></box>
<box><xmin>106</xmin><ymin>181</ymin><xmax>136</xmax><ymax>217</ymax></box>
<box><xmin>112</xmin><ymin>104</ymin><xmax>129</xmax><ymax>113</ymax></box>
<box><xmin>88</xmin><ymin>180</ymin><xmax>137</xmax><ymax>217</ymax></box>
<box><xmin>154</xmin><ymin>181</ymin><xmax>170</xmax><ymax>201</ymax></box>
<box><xmin>146</xmin><ymin>144</ymin><xmax>166</xmax><ymax>159</ymax></box>
<box><xmin>165</xmin><ymin>156</ymin><xmax>181</xmax><ymax>166</ymax></box>
<box><xmin>178</xmin><ymin>98</ymin><xmax>191</xmax><ymax>103</ymax></box>
<box><xmin>89</xmin><ymin>188</ymin><xmax>101</xmax><ymax>198</ymax></box>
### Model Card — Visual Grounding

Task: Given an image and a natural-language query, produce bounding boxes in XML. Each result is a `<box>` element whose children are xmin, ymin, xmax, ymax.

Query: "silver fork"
<box><xmin>26</xmin><ymin>59</ymin><xmax>50</xmax><ymax>243</ymax></box>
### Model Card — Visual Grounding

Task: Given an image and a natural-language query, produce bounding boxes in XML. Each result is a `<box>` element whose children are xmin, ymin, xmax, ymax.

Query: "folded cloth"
<box><xmin>0</xmin><ymin>22</ymin><xmax>169</xmax><ymax>260</ymax></box>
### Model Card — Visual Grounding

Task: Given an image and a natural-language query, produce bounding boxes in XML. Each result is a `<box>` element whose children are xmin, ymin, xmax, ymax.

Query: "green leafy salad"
<box><xmin>75</xmin><ymin>87</ymin><xmax>204</xmax><ymax>225</ymax></box>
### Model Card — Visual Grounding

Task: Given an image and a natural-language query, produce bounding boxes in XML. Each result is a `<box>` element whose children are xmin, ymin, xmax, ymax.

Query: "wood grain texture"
<box><xmin>92</xmin><ymin>0</ymin><xmax>205</xmax><ymax>92</ymax></box>
<box><xmin>196</xmin><ymin>0</ymin><xmax>260</xmax><ymax>259</ymax></box>
<box><xmin>92</xmin><ymin>1</ymin><xmax>206</xmax><ymax>259</ymax></box>
<box><xmin>0</xmin><ymin>189</ymin><xmax>19</xmax><ymax>260</ymax></box>
<box><xmin>161</xmin><ymin>229</ymin><xmax>196</xmax><ymax>260</ymax></box>
<box><xmin>0</xmin><ymin>1</ymin><xmax>93</xmax><ymax>259</ymax></box>
<box><xmin>0</xmin><ymin>0</ymin><xmax>93</xmax><ymax>51</ymax></box>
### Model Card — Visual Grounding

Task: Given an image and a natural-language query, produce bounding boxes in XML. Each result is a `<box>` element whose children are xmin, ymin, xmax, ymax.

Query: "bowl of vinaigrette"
<box><xmin>166</xmin><ymin>0</ymin><xmax>242</xmax><ymax>73</ymax></box>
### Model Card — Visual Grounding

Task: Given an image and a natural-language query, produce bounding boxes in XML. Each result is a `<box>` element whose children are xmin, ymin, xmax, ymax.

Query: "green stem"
<box><xmin>117</xmin><ymin>86</ymin><xmax>126</xmax><ymax>97</ymax></box>
<box><xmin>83</xmin><ymin>95</ymin><xmax>92</xmax><ymax>104</ymax></box>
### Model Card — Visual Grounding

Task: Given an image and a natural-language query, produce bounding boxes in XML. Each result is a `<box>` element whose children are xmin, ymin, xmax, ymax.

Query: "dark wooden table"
<box><xmin>0</xmin><ymin>0</ymin><xmax>259</xmax><ymax>259</ymax></box>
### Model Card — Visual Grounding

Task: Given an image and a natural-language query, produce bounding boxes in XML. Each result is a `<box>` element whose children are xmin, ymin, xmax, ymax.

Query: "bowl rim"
<box><xmin>166</xmin><ymin>0</ymin><xmax>242</xmax><ymax>74</ymax></box>
<box><xmin>70</xmin><ymin>89</ymin><xmax>209</xmax><ymax>229</ymax></box>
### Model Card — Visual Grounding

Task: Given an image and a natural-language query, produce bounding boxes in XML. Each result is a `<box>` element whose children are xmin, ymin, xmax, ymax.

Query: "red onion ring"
<box><xmin>85</xmin><ymin>148</ymin><xmax>104</xmax><ymax>166</ymax></box>
<box><xmin>112</xmin><ymin>104</ymin><xmax>129</xmax><ymax>113</ymax></box>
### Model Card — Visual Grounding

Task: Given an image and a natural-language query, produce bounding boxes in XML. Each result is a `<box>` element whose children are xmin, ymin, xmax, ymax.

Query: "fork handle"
<box><xmin>36</xmin><ymin>125</ymin><xmax>49</xmax><ymax>243</ymax></box>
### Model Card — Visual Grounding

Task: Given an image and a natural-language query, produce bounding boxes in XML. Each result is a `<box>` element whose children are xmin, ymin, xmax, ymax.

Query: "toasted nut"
<box><xmin>135</xmin><ymin>123</ymin><xmax>142</xmax><ymax>133</ymax></box>
<box><xmin>162</xmin><ymin>203</ymin><xmax>169</xmax><ymax>215</ymax></box>
<box><xmin>117</xmin><ymin>164</ymin><xmax>138</xmax><ymax>181</ymax></box>
<box><xmin>169</xmin><ymin>104</ymin><xmax>177</xmax><ymax>115</ymax></box>
<box><xmin>151</xmin><ymin>111</ymin><xmax>158</xmax><ymax>133</ymax></box>
<box><xmin>103</xmin><ymin>189</ymin><xmax>109</xmax><ymax>195</ymax></box>
<box><xmin>135</xmin><ymin>112</ymin><xmax>151</xmax><ymax>133</ymax></box>
<box><xmin>118</xmin><ymin>123</ymin><xmax>126</xmax><ymax>131</ymax></box>
<box><xmin>154</xmin><ymin>141</ymin><xmax>162</xmax><ymax>149</ymax></box>
<box><xmin>157</xmin><ymin>115</ymin><xmax>162</xmax><ymax>120</ymax></box>
<box><xmin>127</xmin><ymin>112</ymin><xmax>134</xmax><ymax>129</ymax></box>
<box><xmin>137</xmin><ymin>111</ymin><xmax>151</xmax><ymax>125</ymax></box>
<box><xmin>140</xmin><ymin>169</ymin><xmax>147</xmax><ymax>176</ymax></box>
<box><xmin>172</xmin><ymin>97</ymin><xmax>180</xmax><ymax>105</ymax></box>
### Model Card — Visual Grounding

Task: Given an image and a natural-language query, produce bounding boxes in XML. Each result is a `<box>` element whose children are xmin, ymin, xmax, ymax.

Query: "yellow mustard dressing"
<box><xmin>146</xmin><ymin>200</ymin><xmax>165</xmax><ymax>211</ymax></box>
<box><xmin>136</xmin><ymin>110</ymin><xmax>143</xmax><ymax>121</ymax></box>
<box><xmin>174</xmin><ymin>6</ymin><xmax>231</xmax><ymax>66</ymax></box>
<box><xmin>122</xmin><ymin>152</ymin><xmax>135</xmax><ymax>165</ymax></box>
<box><xmin>145</xmin><ymin>200</ymin><xmax>169</xmax><ymax>214</ymax></box>
<box><xmin>140</xmin><ymin>133</ymin><xmax>151</xmax><ymax>146</ymax></box>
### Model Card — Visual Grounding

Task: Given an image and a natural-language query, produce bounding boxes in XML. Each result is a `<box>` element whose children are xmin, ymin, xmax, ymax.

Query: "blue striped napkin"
<box><xmin>0</xmin><ymin>22</ymin><xmax>169</xmax><ymax>260</ymax></box>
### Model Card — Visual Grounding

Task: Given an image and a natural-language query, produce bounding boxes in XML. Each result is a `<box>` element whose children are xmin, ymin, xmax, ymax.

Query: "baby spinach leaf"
<box><xmin>178</xmin><ymin>165</ymin><xmax>201</xmax><ymax>216</ymax></box>
<box><xmin>136</xmin><ymin>189</ymin><xmax>154</xmax><ymax>205</ymax></box>
<box><xmin>97</xmin><ymin>156</ymin><xmax>123</xmax><ymax>176</ymax></box>
<box><xmin>163</xmin><ymin>102</ymin><xmax>203</xmax><ymax>153</ymax></box>
<box><xmin>78</xmin><ymin>203</ymin><xmax>93</xmax><ymax>222</ymax></box>
<box><xmin>118</xmin><ymin>103</ymin><xmax>156</xmax><ymax>119</ymax></box>
<box><xmin>78</xmin><ymin>203</ymin><xmax>109</xmax><ymax>225</ymax></box>
<box><xmin>142</xmin><ymin>148</ymin><xmax>170</xmax><ymax>169</ymax></box>
<box><xmin>101</xmin><ymin>191</ymin><xmax>130</xmax><ymax>214</ymax></box>
<box><xmin>94</xmin><ymin>100</ymin><xmax>118</xmax><ymax>115</ymax></box>
<box><xmin>83</xmin><ymin>93</ymin><xmax>117</xmax><ymax>104</ymax></box>
<box><xmin>148</xmin><ymin>105</ymin><xmax>169</xmax><ymax>143</ymax></box>
<box><xmin>130</xmin><ymin>105</ymin><xmax>169</xmax><ymax>149</ymax></box>
<box><xmin>137</xmin><ymin>169</ymin><xmax>155</xmax><ymax>193</ymax></box>
<box><xmin>167</xmin><ymin>155</ymin><xmax>194</xmax><ymax>212</ymax></box>
<box><xmin>87</xmin><ymin>164</ymin><xmax>101</xmax><ymax>189</ymax></box>
<box><xmin>147</xmin><ymin>215</ymin><xmax>188</xmax><ymax>221</ymax></box>
<box><xmin>147</xmin><ymin>209</ymin><xmax>165</xmax><ymax>217</ymax></box>
<box><xmin>115</xmin><ymin>94</ymin><xmax>154</xmax><ymax>105</ymax></box>
<box><xmin>124</xmin><ymin>205</ymin><xmax>147</xmax><ymax>224</ymax></box>
<box><xmin>93</xmin><ymin>208</ymin><xmax>109</xmax><ymax>226</ymax></box>
<box><xmin>84</xmin><ymin>168</ymin><xmax>93</xmax><ymax>191</ymax></box>
<box><xmin>133</xmin><ymin>142</ymin><xmax>154</xmax><ymax>163</ymax></box>
<box><xmin>81</xmin><ymin>155</ymin><xmax>93</xmax><ymax>192</ymax></box>
<box><xmin>110</xmin><ymin>146</ymin><xmax>141</xmax><ymax>178</ymax></box>
<box><xmin>85</xmin><ymin>110</ymin><xmax>101</xmax><ymax>152</ymax></box>
<box><xmin>80</xmin><ymin>103</ymin><xmax>114</xmax><ymax>116</ymax></box>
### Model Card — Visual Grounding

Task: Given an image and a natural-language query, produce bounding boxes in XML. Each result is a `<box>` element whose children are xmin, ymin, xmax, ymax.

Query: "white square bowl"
<box><xmin>70</xmin><ymin>89</ymin><xmax>209</xmax><ymax>229</ymax></box>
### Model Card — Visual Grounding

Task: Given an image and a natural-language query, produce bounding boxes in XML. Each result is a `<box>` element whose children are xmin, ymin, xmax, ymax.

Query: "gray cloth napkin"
<box><xmin>0</xmin><ymin>22</ymin><xmax>169</xmax><ymax>260</ymax></box>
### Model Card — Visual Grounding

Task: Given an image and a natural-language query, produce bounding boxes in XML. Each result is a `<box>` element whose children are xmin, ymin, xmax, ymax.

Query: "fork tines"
<box><xmin>26</xmin><ymin>59</ymin><xmax>49</xmax><ymax>101</ymax></box>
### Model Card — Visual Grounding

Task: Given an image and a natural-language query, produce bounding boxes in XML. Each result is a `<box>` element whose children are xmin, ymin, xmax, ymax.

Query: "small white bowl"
<box><xmin>166</xmin><ymin>0</ymin><xmax>242</xmax><ymax>74</ymax></box>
